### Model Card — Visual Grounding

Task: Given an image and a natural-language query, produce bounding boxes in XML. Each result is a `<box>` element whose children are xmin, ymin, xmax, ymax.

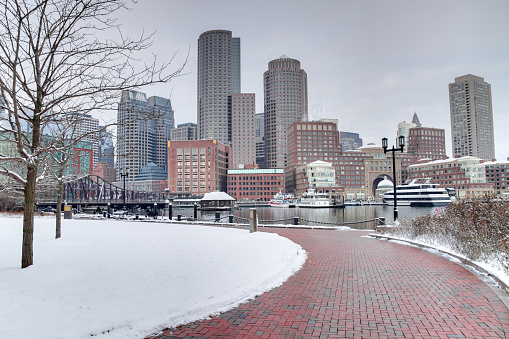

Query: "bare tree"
<box><xmin>0</xmin><ymin>0</ymin><xmax>185</xmax><ymax>268</ymax></box>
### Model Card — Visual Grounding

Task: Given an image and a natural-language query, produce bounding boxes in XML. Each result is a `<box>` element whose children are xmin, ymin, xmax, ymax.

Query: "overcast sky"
<box><xmin>111</xmin><ymin>0</ymin><xmax>509</xmax><ymax>160</ymax></box>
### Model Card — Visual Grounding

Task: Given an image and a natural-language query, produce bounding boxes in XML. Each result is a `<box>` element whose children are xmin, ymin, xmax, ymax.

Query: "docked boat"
<box><xmin>344</xmin><ymin>200</ymin><xmax>360</xmax><ymax>206</ymax></box>
<box><xmin>382</xmin><ymin>178</ymin><xmax>452</xmax><ymax>207</ymax></box>
<box><xmin>270</xmin><ymin>192</ymin><xmax>298</xmax><ymax>208</ymax></box>
<box><xmin>298</xmin><ymin>189</ymin><xmax>332</xmax><ymax>208</ymax></box>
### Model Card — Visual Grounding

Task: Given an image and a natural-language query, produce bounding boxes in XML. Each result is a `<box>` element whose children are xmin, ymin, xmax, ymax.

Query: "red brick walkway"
<box><xmin>153</xmin><ymin>229</ymin><xmax>509</xmax><ymax>338</ymax></box>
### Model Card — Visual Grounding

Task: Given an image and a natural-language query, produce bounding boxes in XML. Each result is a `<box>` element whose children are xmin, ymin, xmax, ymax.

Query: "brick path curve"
<box><xmin>153</xmin><ymin>229</ymin><xmax>509</xmax><ymax>338</ymax></box>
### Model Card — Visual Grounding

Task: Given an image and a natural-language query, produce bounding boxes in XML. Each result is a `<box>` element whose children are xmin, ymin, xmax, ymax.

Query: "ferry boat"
<box><xmin>270</xmin><ymin>192</ymin><xmax>298</xmax><ymax>208</ymax></box>
<box><xmin>382</xmin><ymin>178</ymin><xmax>452</xmax><ymax>207</ymax></box>
<box><xmin>298</xmin><ymin>189</ymin><xmax>332</xmax><ymax>208</ymax></box>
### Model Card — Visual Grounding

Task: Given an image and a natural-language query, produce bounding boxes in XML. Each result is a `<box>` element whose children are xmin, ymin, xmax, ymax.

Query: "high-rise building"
<box><xmin>339</xmin><ymin>131</ymin><xmax>363</xmax><ymax>151</ymax></box>
<box><xmin>255</xmin><ymin>112</ymin><xmax>265</xmax><ymax>138</ymax></box>
<box><xmin>449</xmin><ymin>74</ymin><xmax>495</xmax><ymax>160</ymax></box>
<box><xmin>171</xmin><ymin>123</ymin><xmax>197</xmax><ymax>141</ymax></box>
<box><xmin>230</xmin><ymin>93</ymin><xmax>256</xmax><ymax>169</ymax></box>
<box><xmin>149</xmin><ymin>96</ymin><xmax>174</xmax><ymax>172</ymax></box>
<box><xmin>264</xmin><ymin>55</ymin><xmax>308</xmax><ymax>169</ymax></box>
<box><xmin>97</xmin><ymin>127</ymin><xmax>114</xmax><ymax>169</ymax></box>
<box><xmin>68</xmin><ymin>113</ymin><xmax>99</xmax><ymax>168</ymax></box>
<box><xmin>255</xmin><ymin>112</ymin><xmax>266</xmax><ymax>168</ymax></box>
<box><xmin>197</xmin><ymin>30</ymin><xmax>240</xmax><ymax>145</ymax></box>
<box><xmin>116</xmin><ymin>90</ymin><xmax>174</xmax><ymax>181</ymax></box>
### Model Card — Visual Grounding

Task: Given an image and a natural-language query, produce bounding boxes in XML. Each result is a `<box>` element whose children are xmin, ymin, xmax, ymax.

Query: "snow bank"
<box><xmin>0</xmin><ymin>216</ymin><xmax>306</xmax><ymax>339</ymax></box>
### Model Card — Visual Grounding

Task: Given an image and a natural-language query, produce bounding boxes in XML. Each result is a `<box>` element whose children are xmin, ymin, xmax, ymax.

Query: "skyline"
<box><xmin>105</xmin><ymin>0</ymin><xmax>509</xmax><ymax>161</ymax></box>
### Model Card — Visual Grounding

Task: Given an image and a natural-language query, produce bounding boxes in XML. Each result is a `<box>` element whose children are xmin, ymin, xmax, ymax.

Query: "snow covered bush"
<box><xmin>395</xmin><ymin>196</ymin><xmax>509</xmax><ymax>274</ymax></box>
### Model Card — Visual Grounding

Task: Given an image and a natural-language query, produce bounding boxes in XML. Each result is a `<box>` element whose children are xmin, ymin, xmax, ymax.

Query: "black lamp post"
<box><xmin>120</xmin><ymin>170</ymin><xmax>128</xmax><ymax>206</ymax></box>
<box><xmin>382</xmin><ymin>135</ymin><xmax>405</xmax><ymax>222</ymax></box>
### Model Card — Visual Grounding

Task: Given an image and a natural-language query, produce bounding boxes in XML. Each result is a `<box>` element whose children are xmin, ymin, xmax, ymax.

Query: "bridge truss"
<box><xmin>36</xmin><ymin>175</ymin><xmax>165</xmax><ymax>204</ymax></box>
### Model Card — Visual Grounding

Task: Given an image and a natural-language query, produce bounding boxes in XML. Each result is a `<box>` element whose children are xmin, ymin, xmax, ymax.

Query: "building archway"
<box><xmin>372</xmin><ymin>174</ymin><xmax>393</xmax><ymax>196</ymax></box>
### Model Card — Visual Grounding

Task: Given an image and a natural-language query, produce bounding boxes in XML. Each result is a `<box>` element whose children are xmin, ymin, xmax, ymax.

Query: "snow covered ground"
<box><xmin>0</xmin><ymin>215</ymin><xmax>306</xmax><ymax>339</ymax></box>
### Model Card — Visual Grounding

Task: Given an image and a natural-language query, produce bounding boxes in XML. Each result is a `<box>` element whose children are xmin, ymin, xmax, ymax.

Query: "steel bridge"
<box><xmin>36</xmin><ymin>175</ymin><xmax>167</xmax><ymax>210</ymax></box>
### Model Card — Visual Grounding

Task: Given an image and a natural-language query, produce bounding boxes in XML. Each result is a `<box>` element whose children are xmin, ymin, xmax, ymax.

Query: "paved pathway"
<box><xmin>153</xmin><ymin>228</ymin><xmax>509</xmax><ymax>338</ymax></box>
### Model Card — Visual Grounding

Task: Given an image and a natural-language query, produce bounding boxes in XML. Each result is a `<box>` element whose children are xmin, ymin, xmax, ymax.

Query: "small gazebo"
<box><xmin>200</xmin><ymin>191</ymin><xmax>235</xmax><ymax>210</ymax></box>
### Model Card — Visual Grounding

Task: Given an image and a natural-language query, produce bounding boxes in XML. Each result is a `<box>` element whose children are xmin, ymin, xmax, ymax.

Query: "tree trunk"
<box><xmin>21</xmin><ymin>165</ymin><xmax>37</xmax><ymax>268</ymax></box>
<box><xmin>55</xmin><ymin>179</ymin><xmax>63</xmax><ymax>239</ymax></box>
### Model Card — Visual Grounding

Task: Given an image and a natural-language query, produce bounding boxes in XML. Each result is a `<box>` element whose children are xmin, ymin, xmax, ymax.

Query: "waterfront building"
<box><xmin>116</xmin><ymin>90</ymin><xmax>174</xmax><ymax>182</ymax></box>
<box><xmin>408</xmin><ymin>156</ymin><xmax>494</xmax><ymax>198</ymax></box>
<box><xmin>227</xmin><ymin>168</ymin><xmax>284</xmax><ymax>202</ymax></box>
<box><xmin>449</xmin><ymin>74</ymin><xmax>495</xmax><ymax>159</ymax></box>
<box><xmin>197</xmin><ymin>29</ymin><xmax>240</xmax><ymax>145</ymax></box>
<box><xmin>167</xmin><ymin>139</ymin><xmax>230</xmax><ymax>198</ymax></box>
<box><xmin>285</xmin><ymin>120</ymin><xmax>340</xmax><ymax>193</ymax></box>
<box><xmin>264</xmin><ymin>55</ymin><xmax>308</xmax><ymax>168</ymax></box>
<box><xmin>354</xmin><ymin>144</ymin><xmax>401</xmax><ymax>201</ymax></box>
<box><xmin>230</xmin><ymin>93</ymin><xmax>256</xmax><ymax>169</ymax></box>
<box><xmin>482</xmin><ymin>158</ymin><xmax>509</xmax><ymax>196</ymax></box>
<box><xmin>339</xmin><ymin>131</ymin><xmax>363</xmax><ymax>152</ymax></box>
<box><xmin>171</xmin><ymin>123</ymin><xmax>197</xmax><ymax>141</ymax></box>
<box><xmin>294</xmin><ymin>160</ymin><xmax>341</xmax><ymax>197</ymax></box>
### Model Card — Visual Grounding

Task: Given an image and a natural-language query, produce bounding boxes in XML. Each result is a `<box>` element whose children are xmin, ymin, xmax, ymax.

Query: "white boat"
<box><xmin>298</xmin><ymin>189</ymin><xmax>332</xmax><ymax>208</ymax></box>
<box><xmin>270</xmin><ymin>192</ymin><xmax>298</xmax><ymax>208</ymax></box>
<box><xmin>382</xmin><ymin>178</ymin><xmax>452</xmax><ymax>207</ymax></box>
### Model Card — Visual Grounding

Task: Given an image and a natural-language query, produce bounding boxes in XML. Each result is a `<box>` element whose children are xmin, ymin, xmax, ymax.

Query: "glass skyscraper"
<box><xmin>116</xmin><ymin>90</ymin><xmax>174</xmax><ymax>181</ymax></box>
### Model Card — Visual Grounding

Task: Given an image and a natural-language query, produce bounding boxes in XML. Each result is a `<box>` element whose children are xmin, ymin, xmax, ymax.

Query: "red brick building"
<box><xmin>407</xmin><ymin>126</ymin><xmax>446</xmax><ymax>161</ymax></box>
<box><xmin>91</xmin><ymin>162</ymin><xmax>116</xmax><ymax>183</ymax></box>
<box><xmin>227</xmin><ymin>168</ymin><xmax>285</xmax><ymax>201</ymax></box>
<box><xmin>168</xmin><ymin>140</ymin><xmax>230</xmax><ymax>198</ymax></box>
<box><xmin>285</xmin><ymin>120</ymin><xmax>341</xmax><ymax>193</ymax></box>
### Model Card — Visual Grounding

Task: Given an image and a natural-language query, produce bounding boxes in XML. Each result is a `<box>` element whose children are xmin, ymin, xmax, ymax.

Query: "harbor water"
<box><xmin>172</xmin><ymin>205</ymin><xmax>442</xmax><ymax>230</ymax></box>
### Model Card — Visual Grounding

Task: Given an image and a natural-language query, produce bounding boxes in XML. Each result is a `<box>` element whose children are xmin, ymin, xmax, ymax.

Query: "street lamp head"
<box><xmin>398</xmin><ymin>135</ymin><xmax>405</xmax><ymax>148</ymax></box>
<box><xmin>381</xmin><ymin>137</ymin><xmax>388</xmax><ymax>151</ymax></box>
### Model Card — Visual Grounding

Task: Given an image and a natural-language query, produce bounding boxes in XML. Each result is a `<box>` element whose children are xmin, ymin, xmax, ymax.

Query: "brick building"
<box><xmin>482</xmin><ymin>158</ymin><xmax>509</xmax><ymax>196</ymax></box>
<box><xmin>407</xmin><ymin>126</ymin><xmax>446</xmax><ymax>161</ymax></box>
<box><xmin>167</xmin><ymin>140</ymin><xmax>230</xmax><ymax>198</ymax></box>
<box><xmin>227</xmin><ymin>168</ymin><xmax>285</xmax><ymax>202</ymax></box>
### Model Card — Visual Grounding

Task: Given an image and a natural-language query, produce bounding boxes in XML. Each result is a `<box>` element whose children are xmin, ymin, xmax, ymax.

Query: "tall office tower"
<box><xmin>149</xmin><ymin>96</ymin><xmax>174</xmax><ymax>172</ymax></box>
<box><xmin>264</xmin><ymin>55</ymin><xmax>308</xmax><ymax>168</ymax></box>
<box><xmin>116</xmin><ymin>90</ymin><xmax>174</xmax><ymax>181</ymax></box>
<box><xmin>171</xmin><ymin>123</ymin><xmax>197</xmax><ymax>141</ymax></box>
<box><xmin>449</xmin><ymin>74</ymin><xmax>495</xmax><ymax>160</ymax></box>
<box><xmin>339</xmin><ymin>131</ymin><xmax>363</xmax><ymax>152</ymax></box>
<box><xmin>197</xmin><ymin>30</ymin><xmax>240</xmax><ymax>145</ymax></box>
<box><xmin>230</xmin><ymin>93</ymin><xmax>256</xmax><ymax>169</ymax></box>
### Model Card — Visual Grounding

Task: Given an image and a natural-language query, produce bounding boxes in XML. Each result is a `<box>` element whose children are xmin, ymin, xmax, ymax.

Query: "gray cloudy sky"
<box><xmin>113</xmin><ymin>0</ymin><xmax>509</xmax><ymax>160</ymax></box>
